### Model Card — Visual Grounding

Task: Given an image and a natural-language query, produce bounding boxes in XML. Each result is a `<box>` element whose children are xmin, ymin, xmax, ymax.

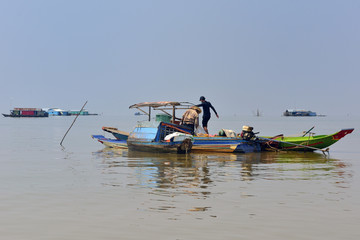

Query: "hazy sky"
<box><xmin>1</xmin><ymin>0</ymin><xmax>359</xmax><ymax>116</ymax></box>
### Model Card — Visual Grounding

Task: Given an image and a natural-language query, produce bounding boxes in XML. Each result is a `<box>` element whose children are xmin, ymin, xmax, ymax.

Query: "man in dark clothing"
<box><xmin>196</xmin><ymin>96</ymin><xmax>219</xmax><ymax>134</ymax></box>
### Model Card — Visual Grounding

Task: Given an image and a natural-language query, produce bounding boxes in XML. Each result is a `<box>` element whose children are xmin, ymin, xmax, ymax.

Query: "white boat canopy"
<box><xmin>129</xmin><ymin>101</ymin><xmax>194</xmax><ymax>122</ymax></box>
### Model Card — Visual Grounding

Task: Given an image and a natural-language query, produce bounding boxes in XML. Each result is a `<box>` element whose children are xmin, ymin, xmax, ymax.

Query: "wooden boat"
<box><xmin>259</xmin><ymin>128</ymin><xmax>354</xmax><ymax>152</ymax></box>
<box><xmin>94</xmin><ymin>102</ymin><xmax>261</xmax><ymax>153</ymax></box>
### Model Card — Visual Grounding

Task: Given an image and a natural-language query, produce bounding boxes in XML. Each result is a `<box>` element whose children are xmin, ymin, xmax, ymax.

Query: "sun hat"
<box><xmin>191</xmin><ymin>106</ymin><xmax>202</xmax><ymax>114</ymax></box>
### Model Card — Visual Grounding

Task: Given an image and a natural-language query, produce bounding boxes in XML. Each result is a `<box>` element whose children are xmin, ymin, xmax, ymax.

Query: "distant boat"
<box><xmin>283</xmin><ymin>109</ymin><xmax>317</xmax><ymax>117</ymax></box>
<box><xmin>2</xmin><ymin>108</ymin><xmax>49</xmax><ymax>118</ymax></box>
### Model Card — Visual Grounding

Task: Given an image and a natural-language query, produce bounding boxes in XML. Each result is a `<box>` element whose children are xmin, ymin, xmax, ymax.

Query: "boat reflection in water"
<box><xmin>93</xmin><ymin>148</ymin><xmax>351</xmax><ymax>213</ymax></box>
<box><xmin>94</xmin><ymin>148</ymin><xmax>348</xmax><ymax>182</ymax></box>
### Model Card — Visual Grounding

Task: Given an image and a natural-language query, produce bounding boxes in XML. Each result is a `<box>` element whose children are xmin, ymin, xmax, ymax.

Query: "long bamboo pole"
<box><xmin>60</xmin><ymin>101</ymin><xmax>88</xmax><ymax>147</ymax></box>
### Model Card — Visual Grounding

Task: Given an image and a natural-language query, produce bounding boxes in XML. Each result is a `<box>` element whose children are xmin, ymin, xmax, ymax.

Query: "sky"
<box><xmin>1</xmin><ymin>0</ymin><xmax>359</xmax><ymax>117</ymax></box>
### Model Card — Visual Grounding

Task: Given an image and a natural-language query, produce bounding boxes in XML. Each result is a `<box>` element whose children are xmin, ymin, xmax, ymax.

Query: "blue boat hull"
<box><xmin>192</xmin><ymin>137</ymin><xmax>261</xmax><ymax>153</ymax></box>
<box><xmin>92</xmin><ymin>135</ymin><xmax>128</xmax><ymax>149</ymax></box>
<box><xmin>98</xmin><ymin>122</ymin><xmax>261</xmax><ymax>153</ymax></box>
<box><xmin>127</xmin><ymin>139</ymin><xmax>192</xmax><ymax>154</ymax></box>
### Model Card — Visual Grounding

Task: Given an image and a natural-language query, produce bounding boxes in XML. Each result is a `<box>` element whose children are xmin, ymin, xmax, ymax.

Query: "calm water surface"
<box><xmin>0</xmin><ymin>115</ymin><xmax>359</xmax><ymax>240</ymax></box>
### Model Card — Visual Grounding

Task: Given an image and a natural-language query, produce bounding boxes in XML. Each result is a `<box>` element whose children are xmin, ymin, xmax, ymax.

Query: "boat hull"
<box><xmin>192</xmin><ymin>137</ymin><xmax>261</xmax><ymax>153</ymax></box>
<box><xmin>127</xmin><ymin>139</ymin><xmax>192</xmax><ymax>154</ymax></box>
<box><xmin>100</xmin><ymin>125</ymin><xmax>261</xmax><ymax>153</ymax></box>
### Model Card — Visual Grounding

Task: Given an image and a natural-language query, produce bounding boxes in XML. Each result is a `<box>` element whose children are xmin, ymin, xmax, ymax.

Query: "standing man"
<box><xmin>196</xmin><ymin>96</ymin><xmax>219</xmax><ymax>134</ymax></box>
<box><xmin>181</xmin><ymin>106</ymin><xmax>201</xmax><ymax>135</ymax></box>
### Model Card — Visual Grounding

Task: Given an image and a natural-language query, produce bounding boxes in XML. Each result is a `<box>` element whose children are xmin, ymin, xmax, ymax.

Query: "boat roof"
<box><xmin>129</xmin><ymin>101</ymin><xmax>194</xmax><ymax>121</ymax></box>
<box><xmin>129</xmin><ymin>101</ymin><xmax>192</xmax><ymax>109</ymax></box>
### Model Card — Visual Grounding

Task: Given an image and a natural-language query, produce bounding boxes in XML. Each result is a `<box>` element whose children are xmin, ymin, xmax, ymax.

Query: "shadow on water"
<box><xmin>92</xmin><ymin>148</ymin><xmax>352</xmax><ymax>214</ymax></box>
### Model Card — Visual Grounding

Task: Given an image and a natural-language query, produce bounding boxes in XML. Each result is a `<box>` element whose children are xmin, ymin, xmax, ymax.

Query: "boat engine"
<box><xmin>241</xmin><ymin>126</ymin><xmax>256</xmax><ymax>141</ymax></box>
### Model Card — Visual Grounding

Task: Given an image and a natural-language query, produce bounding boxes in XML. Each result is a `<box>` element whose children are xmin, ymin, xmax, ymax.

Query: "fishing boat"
<box><xmin>259</xmin><ymin>128</ymin><xmax>354</xmax><ymax>152</ymax></box>
<box><xmin>2</xmin><ymin>108</ymin><xmax>49</xmax><ymax>118</ymax></box>
<box><xmin>94</xmin><ymin>101</ymin><xmax>261</xmax><ymax>153</ymax></box>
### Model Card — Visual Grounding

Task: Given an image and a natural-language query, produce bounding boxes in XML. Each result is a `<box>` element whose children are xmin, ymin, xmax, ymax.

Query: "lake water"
<box><xmin>1</xmin><ymin>115</ymin><xmax>359</xmax><ymax>240</ymax></box>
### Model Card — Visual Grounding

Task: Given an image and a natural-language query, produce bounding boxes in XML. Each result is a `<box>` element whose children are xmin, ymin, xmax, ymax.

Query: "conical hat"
<box><xmin>191</xmin><ymin>106</ymin><xmax>202</xmax><ymax>114</ymax></box>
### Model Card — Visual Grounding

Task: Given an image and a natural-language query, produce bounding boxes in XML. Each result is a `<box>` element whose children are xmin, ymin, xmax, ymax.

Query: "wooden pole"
<box><xmin>302</xmin><ymin>126</ymin><xmax>315</xmax><ymax>137</ymax></box>
<box><xmin>60</xmin><ymin>101</ymin><xmax>88</xmax><ymax>147</ymax></box>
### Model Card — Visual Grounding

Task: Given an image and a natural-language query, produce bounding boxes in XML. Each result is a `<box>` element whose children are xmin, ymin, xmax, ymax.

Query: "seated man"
<box><xmin>181</xmin><ymin>106</ymin><xmax>201</xmax><ymax>135</ymax></box>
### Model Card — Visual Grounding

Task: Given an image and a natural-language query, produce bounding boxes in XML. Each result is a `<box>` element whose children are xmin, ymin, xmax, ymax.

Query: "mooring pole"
<box><xmin>60</xmin><ymin>101</ymin><xmax>88</xmax><ymax>147</ymax></box>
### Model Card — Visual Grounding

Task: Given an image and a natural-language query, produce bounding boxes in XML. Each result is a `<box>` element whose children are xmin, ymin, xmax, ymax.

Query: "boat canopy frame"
<box><xmin>129</xmin><ymin>101</ymin><xmax>194</xmax><ymax>122</ymax></box>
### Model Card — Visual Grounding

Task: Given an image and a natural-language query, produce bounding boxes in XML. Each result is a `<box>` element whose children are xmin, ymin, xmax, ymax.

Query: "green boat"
<box><xmin>259</xmin><ymin>128</ymin><xmax>354</xmax><ymax>152</ymax></box>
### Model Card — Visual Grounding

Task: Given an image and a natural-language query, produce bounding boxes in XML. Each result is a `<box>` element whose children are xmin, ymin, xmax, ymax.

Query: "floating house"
<box><xmin>68</xmin><ymin>109</ymin><xmax>98</xmax><ymax>115</ymax></box>
<box><xmin>283</xmin><ymin>109</ymin><xmax>317</xmax><ymax>117</ymax></box>
<box><xmin>43</xmin><ymin>108</ymin><xmax>69</xmax><ymax>116</ymax></box>
<box><xmin>2</xmin><ymin>108</ymin><xmax>49</xmax><ymax>117</ymax></box>
<box><xmin>69</xmin><ymin>109</ymin><xmax>89</xmax><ymax>115</ymax></box>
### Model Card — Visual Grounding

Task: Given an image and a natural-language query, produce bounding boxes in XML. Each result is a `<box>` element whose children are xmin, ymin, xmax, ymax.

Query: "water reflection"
<box><xmin>257</xmin><ymin>152</ymin><xmax>351</xmax><ymax>185</ymax></box>
<box><xmin>93</xmin><ymin>148</ymin><xmax>351</xmax><ymax>213</ymax></box>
